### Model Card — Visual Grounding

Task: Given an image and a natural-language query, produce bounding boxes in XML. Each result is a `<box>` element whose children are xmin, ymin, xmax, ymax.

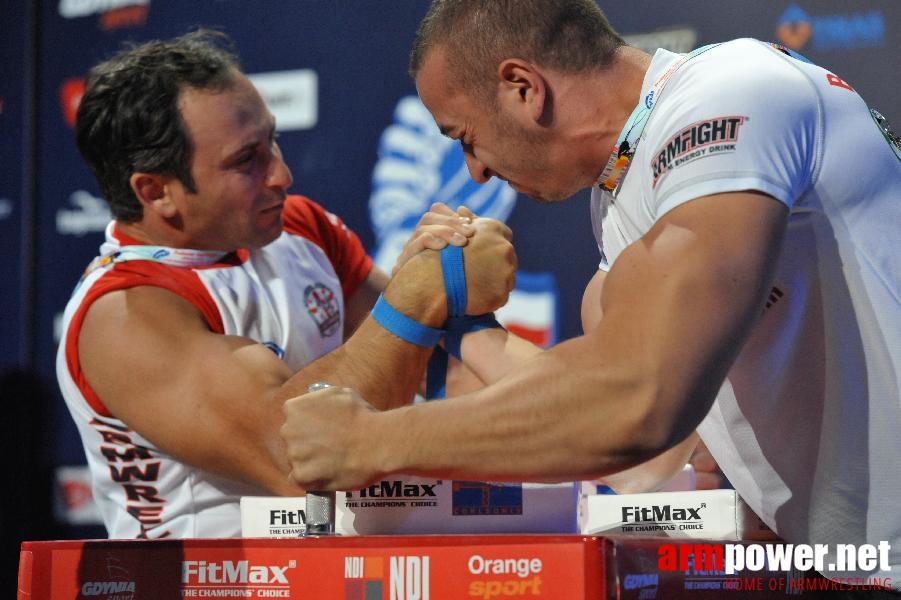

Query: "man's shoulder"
<box><xmin>73</xmin><ymin>258</ymin><xmax>212</xmax><ymax>315</ymax></box>
<box><xmin>281</xmin><ymin>194</ymin><xmax>358</xmax><ymax>248</ymax></box>
<box><xmin>282</xmin><ymin>194</ymin><xmax>330</xmax><ymax>232</ymax></box>
<box><xmin>679</xmin><ymin>38</ymin><xmax>813</xmax><ymax>90</ymax></box>
<box><xmin>285</xmin><ymin>193</ymin><xmax>317</xmax><ymax>211</ymax></box>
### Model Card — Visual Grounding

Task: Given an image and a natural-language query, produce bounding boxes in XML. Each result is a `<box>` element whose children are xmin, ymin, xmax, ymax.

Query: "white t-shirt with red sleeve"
<box><xmin>57</xmin><ymin>195</ymin><xmax>373</xmax><ymax>539</ymax></box>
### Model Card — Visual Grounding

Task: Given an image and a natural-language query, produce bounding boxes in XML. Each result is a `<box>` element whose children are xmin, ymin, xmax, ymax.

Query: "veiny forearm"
<box><xmin>274</xmin><ymin>317</ymin><xmax>432</xmax><ymax>410</ymax></box>
<box><xmin>274</xmin><ymin>252</ymin><xmax>445</xmax><ymax>409</ymax></box>
<box><xmin>366</xmin><ymin>193</ymin><xmax>787</xmax><ymax>484</ymax></box>
<box><xmin>371</xmin><ymin>333</ymin><xmax>699</xmax><ymax>483</ymax></box>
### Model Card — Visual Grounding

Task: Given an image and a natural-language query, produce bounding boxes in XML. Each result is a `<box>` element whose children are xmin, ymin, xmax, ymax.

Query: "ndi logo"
<box><xmin>344</xmin><ymin>556</ymin><xmax>384</xmax><ymax>600</ymax></box>
<box><xmin>390</xmin><ymin>556</ymin><xmax>430</xmax><ymax>600</ymax></box>
<box><xmin>344</xmin><ymin>556</ymin><xmax>430</xmax><ymax>600</ymax></box>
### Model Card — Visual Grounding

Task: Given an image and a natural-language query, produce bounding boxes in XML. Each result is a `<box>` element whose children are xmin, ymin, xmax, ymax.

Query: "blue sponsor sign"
<box><xmin>452</xmin><ymin>481</ymin><xmax>524</xmax><ymax>516</ymax></box>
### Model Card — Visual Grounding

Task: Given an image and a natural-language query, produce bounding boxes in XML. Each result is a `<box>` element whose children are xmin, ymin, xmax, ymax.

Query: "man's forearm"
<box><xmin>275</xmin><ymin>253</ymin><xmax>445</xmax><ymax>409</ymax></box>
<box><xmin>456</xmin><ymin>327</ymin><xmax>542</xmax><ymax>386</ymax></box>
<box><xmin>369</xmin><ymin>335</ymin><xmax>696</xmax><ymax>483</ymax></box>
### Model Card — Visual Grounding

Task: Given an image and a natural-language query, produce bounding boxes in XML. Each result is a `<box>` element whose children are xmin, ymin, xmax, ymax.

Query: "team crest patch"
<box><xmin>304</xmin><ymin>283</ymin><xmax>341</xmax><ymax>337</ymax></box>
<box><xmin>651</xmin><ymin>115</ymin><xmax>747</xmax><ymax>188</ymax></box>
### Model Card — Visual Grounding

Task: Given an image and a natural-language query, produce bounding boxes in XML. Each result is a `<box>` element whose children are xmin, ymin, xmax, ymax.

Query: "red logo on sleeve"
<box><xmin>826</xmin><ymin>73</ymin><xmax>854</xmax><ymax>92</ymax></box>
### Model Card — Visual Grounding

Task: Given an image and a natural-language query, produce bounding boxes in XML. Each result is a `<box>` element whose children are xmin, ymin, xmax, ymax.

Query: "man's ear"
<box><xmin>130</xmin><ymin>172</ymin><xmax>178</xmax><ymax>218</ymax></box>
<box><xmin>497</xmin><ymin>58</ymin><xmax>548</xmax><ymax>124</ymax></box>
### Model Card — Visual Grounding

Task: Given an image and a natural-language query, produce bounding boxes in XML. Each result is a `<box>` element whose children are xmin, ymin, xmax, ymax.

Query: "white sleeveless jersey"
<box><xmin>591</xmin><ymin>39</ymin><xmax>901</xmax><ymax>584</ymax></box>
<box><xmin>57</xmin><ymin>195</ymin><xmax>372</xmax><ymax>539</ymax></box>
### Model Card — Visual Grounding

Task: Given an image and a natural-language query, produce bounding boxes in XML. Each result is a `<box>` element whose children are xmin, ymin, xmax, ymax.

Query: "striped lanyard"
<box><xmin>74</xmin><ymin>244</ymin><xmax>228</xmax><ymax>293</ymax></box>
<box><xmin>597</xmin><ymin>44</ymin><xmax>719</xmax><ymax>194</ymax></box>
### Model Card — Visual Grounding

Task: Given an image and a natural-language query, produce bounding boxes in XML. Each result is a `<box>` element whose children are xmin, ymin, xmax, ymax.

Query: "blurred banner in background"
<box><xmin>1</xmin><ymin>1</ymin><xmax>897</xmax><ymax>548</ymax></box>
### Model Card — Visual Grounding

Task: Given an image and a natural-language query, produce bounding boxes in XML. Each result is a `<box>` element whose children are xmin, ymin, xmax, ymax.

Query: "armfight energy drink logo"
<box><xmin>651</xmin><ymin>115</ymin><xmax>747</xmax><ymax>188</ymax></box>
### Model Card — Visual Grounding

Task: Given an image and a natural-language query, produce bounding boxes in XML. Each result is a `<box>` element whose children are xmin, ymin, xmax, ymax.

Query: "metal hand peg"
<box><xmin>301</xmin><ymin>382</ymin><xmax>337</xmax><ymax>536</ymax></box>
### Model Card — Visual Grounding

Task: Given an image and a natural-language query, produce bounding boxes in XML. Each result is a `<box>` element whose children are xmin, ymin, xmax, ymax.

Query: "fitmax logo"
<box><xmin>182</xmin><ymin>560</ymin><xmax>295</xmax><ymax>584</ymax></box>
<box><xmin>269</xmin><ymin>508</ymin><xmax>306</xmax><ymax>526</ymax></box>
<box><xmin>346</xmin><ymin>480</ymin><xmax>438</xmax><ymax>499</ymax></box>
<box><xmin>622</xmin><ymin>503</ymin><xmax>706</xmax><ymax>523</ymax></box>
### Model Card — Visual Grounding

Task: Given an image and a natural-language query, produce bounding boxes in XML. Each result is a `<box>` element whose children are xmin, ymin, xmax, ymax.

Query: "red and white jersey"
<box><xmin>591</xmin><ymin>39</ymin><xmax>901</xmax><ymax>584</ymax></box>
<box><xmin>57</xmin><ymin>195</ymin><xmax>372</xmax><ymax>539</ymax></box>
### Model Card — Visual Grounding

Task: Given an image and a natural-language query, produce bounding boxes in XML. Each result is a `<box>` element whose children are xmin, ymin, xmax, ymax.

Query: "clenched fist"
<box><xmin>280</xmin><ymin>386</ymin><xmax>386</xmax><ymax>492</ymax></box>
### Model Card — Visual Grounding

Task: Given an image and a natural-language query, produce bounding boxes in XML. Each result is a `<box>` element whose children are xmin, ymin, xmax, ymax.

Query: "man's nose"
<box><xmin>268</xmin><ymin>145</ymin><xmax>294</xmax><ymax>190</ymax></box>
<box><xmin>463</xmin><ymin>151</ymin><xmax>492</xmax><ymax>184</ymax></box>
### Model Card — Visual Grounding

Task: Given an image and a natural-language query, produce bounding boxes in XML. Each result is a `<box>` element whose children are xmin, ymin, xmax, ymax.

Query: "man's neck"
<box><xmin>554</xmin><ymin>45</ymin><xmax>652</xmax><ymax>187</ymax></box>
<box><xmin>588</xmin><ymin>46</ymin><xmax>651</xmax><ymax>143</ymax></box>
<box><xmin>115</xmin><ymin>220</ymin><xmax>216</xmax><ymax>250</ymax></box>
<box><xmin>116</xmin><ymin>221</ymin><xmax>163</xmax><ymax>246</ymax></box>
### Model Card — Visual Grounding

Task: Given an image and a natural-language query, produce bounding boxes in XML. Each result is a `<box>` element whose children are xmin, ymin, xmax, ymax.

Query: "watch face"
<box><xmin>871</xmin><ymin>108</ymin><xmax>901</xmax><ymax>162</ymax></box>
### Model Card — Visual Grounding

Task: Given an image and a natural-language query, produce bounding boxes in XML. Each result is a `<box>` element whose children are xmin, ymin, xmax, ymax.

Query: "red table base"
<box><xmin>19</xmin><ymin>534</ymin><xmax>838</xmax><ymax>599</ymax></box>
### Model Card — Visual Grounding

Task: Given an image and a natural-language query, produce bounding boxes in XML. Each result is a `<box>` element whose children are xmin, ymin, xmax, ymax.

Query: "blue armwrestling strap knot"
<box><xmin>426</xmin><ymin>244</ymin><xmax>503</xmax><ymax>400</ymax></box>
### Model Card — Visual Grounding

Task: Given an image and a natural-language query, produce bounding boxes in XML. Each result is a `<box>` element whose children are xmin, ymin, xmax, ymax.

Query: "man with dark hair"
<box><xmin>58</xmin><ymin>29</ymin><xmax>516</xmax><ymax>538</ymax></box>
<box><xmin>75</xmin><ymin>30</ymin><xmax>241</xmax><ymax>223</ymax></box>
<box><xmin>282</xmin><ymin>0</ymin><xmax>901</xmax><ymax>588</ymax></box>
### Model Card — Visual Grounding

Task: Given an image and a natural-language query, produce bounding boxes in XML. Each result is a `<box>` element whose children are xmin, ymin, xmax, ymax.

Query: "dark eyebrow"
<box><xmin>223</xmin><ymin>121</ymin><xmax>277</xmax><ymax>165</ymax></box>
<box><xmin>438</xmin><ymin>125</ymin><xmax>453</xmax><ymax>138</ymax></box>
<box><xmin>224</xmin><ymin>141</ymin><xmax>256</xmax><ymax>161</ymax></box>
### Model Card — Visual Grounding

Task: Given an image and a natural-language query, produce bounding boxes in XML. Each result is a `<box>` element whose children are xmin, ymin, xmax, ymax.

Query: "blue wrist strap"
<box><xmin>444</xmin><ymin>313</ymin><xmax>501</xmax><ymax>360</ymax></box>
<box><xmin>426</xmin><ymin>245</ymin><xmax>503</xmax><ymax>400</ymax></box>
<box><xmin>425</xmin><ymin>347</ymin><xmax>450</xmax><ymax>400</ymax></box>
<box><xmin>441</xmin><ymin>246</ymin><xmax>467</xmax><ymax>317</ymax></box>
<box><xmin>371</xmin><ymin>294</ymin><xmax>443</xmax><ymax>348</ymax></box>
